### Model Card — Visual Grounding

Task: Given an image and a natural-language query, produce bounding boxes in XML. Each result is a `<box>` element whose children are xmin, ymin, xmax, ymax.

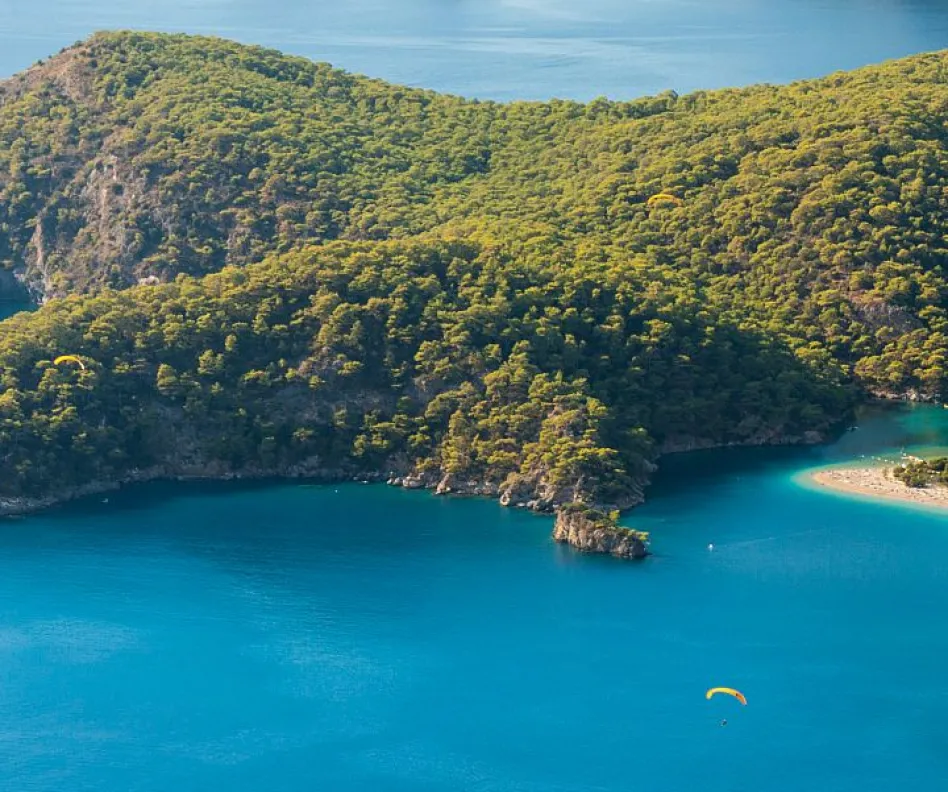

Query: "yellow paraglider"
<box><xmin>647</xmin><ymin>192</ymin><xmax>684</xmax><ymax>209</ymax></box>
<box><xmin>53</xmin><ymin>355</ymin><xmax>86</xmax><ymax>371</ymax></box>
<box><xmin>706</xmin><ymin>687</ymin><xmax>747</xmax><ymax>705</ymax></box>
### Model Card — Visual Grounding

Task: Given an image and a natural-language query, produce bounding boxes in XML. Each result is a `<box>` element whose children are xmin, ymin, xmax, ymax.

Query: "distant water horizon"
<box><xmin>2</xmin><ymin>0</ymin><xmax>948</xmax><ymax>100</ymax></box>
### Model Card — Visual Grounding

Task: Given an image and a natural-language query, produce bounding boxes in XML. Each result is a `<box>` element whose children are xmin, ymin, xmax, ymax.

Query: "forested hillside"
<box><xmin>0</xmin><ymin>32</ymin><xmax>947</xmax><ymax>511</ymax></box>
<box><xmin>0</xmin><ymin>239</ymin><xmax>848</xmax><ymax>508</ymax></box>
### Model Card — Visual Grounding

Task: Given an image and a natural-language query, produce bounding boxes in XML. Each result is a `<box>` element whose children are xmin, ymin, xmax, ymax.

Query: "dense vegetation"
<box><xmin>0</xmin><ymin>238</ymin><xmax>848</xmax><ymax>506</ymax></box>
<box><xmin>4</xmin><ymin>33</ymin><xmax>948</xmax><ymax>401</ymax></box>
<box><xmin>3</xmin><ymin>32</ymin><xmax>948</xmax><ymax>509</ymax></box>
<box><xmin>893</xmin><ymin>457</ymin><xmax>948</xmax><ymax>487</ymax></box>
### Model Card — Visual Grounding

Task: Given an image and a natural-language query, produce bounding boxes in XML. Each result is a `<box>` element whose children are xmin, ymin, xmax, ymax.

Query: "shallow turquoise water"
<box><xmin>2</xmin><ymin>403</ymin><xmax>948</xmax><ymax>790</ymax></box>
<box><xmin>2</xmin><ymin>0</ymin><xmax>948</xmax><ymax>100</ymax></box>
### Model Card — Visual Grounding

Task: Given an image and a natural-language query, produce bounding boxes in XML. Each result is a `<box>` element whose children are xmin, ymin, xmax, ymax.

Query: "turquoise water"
<box><xmin>3</xmin><ymin>403</ymin><xmax>948</xmax><ymax>790</ymax></box>
<box><xmin>2</xmin><ymin>1</ymin><xmax>948</xmax><ymax>100</ymax></box>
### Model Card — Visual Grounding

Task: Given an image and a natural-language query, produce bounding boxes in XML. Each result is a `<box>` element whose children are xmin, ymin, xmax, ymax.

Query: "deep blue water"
<box><xmin>1</xmin><ymin>0</ymin><xmax>948</xmax><ymax>100</ymax></box>
<box><xmin>0</xmin><ymin>300</ymin><xmax>31</xmax><ymax>321</ymax></box>
<box><xmin>2</xmin><ymin>404</ymin><xmax>948</xmax><ymax>791</ymax></box>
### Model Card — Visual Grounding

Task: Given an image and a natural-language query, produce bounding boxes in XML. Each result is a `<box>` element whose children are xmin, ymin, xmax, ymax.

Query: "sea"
<box><xmin>3</xmin><ymin>1</ymin><xmax>948</xmax><ymax>790</ymax></box>
<box><xmin>0</xmin><ymin>300</ymin><xmax>30</xmax><ymax>321</ymax></box>
<box><xmin>0</xmin><ymin>0</ymin><xmax>947</xmax><ymax>101</ymax></box>
<box><xmin>2</xmin><ymin>404</ymin><xmax>948</xmax><ymax>791</ymax></box>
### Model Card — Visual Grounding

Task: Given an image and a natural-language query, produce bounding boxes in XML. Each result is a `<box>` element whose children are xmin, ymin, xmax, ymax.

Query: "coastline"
<box><xmin>0</xmin><ymin>463</ymin><xmax>642</xmax><ymax>521</ymax></box>
<box><xmin>0</xmin><ymin>427</ymin><xmax>834</xmax><ymax>520</ymax></box>
<box><xmin>805</xmin><ymin>464</ymin><xmax>948</xmax><ymax>510</ymax></box>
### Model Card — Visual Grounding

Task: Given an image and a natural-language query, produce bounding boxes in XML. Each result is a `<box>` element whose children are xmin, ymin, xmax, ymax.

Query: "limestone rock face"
<box><xmin>552</xmin><ymin>506</ymin><xmax>649</xmax><ymax>560</ymax></box>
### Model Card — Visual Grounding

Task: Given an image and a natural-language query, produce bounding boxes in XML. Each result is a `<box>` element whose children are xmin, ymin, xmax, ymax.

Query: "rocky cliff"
<box><xmin>552</xmin><ymin>504</ymin><xmax>649</xmax><ymax>560</ymax></box>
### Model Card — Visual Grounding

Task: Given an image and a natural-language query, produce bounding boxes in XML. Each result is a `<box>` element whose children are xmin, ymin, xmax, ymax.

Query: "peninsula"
<box><xmin>808</xmin><ymin>457</ymin><xmax>948</xmax><ymax>510</ymax></box>
<box><xmin>2</xmin><ymin>33</ymin><xmax>948</xmax><ymax>554</ymax></box>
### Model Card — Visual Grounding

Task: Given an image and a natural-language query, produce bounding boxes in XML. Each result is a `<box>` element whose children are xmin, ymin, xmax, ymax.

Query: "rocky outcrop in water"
<box><xmin>552</xmin><ymin>504</ymin><xmax>649</xmax><ymax>560</ymax></box>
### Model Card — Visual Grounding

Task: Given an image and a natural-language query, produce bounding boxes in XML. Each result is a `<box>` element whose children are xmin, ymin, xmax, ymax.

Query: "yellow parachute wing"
<box><xmin>706</xmin><ymin>687</ymin><xmax>747</xmax><ymax>705</ymax></box>
<box><xmin>53</xmin><ymin>355</ymin><xmax>86</xmax><ymax>370</ymax></box>
<box><xmin>647</xmin><ymin>192</ymin><xmax>683</xmax><ymax>208</ymax></box>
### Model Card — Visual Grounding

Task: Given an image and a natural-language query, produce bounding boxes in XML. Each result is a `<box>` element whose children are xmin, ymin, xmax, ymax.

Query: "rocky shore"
<box><xmin>0</xmin><ymin>462</ymin><xmax>654</xmax><ymax>563</ymax></box>
<box><xmin>0</xmin><ymin>457</ymin><xmax>644</xmax><ymax>520</ymax></box>
<box><xmin>388</xmin><ymin>469</ymin><xmax>648</xmax><ymax>513</ymax></box>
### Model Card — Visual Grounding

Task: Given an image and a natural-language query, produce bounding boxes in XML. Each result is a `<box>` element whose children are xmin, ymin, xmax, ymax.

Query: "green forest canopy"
<box><xmin>893</xmin><ymin>457</ymin><xmax>948</xmax><ymax>487</ymax></box>
<box><xmin>0</xmin><ymin>32</ymin><xmax>947</xmax><ymax>509</ymax></box>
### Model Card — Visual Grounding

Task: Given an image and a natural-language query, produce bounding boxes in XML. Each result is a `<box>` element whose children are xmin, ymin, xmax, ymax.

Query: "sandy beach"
<box><xmin>807</xmin><ymin>465</ymin><xmax>948</xmax><ymax>509</ymax></box>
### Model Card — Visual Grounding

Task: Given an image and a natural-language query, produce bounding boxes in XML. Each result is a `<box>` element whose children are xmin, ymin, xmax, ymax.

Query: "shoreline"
<box><xmin>805</xmin><ymin>464</ymin><xmax>948</xmax><ymax>510</ymax></box>
<box><xmin>0</xmin><ymin>464</ymin><xmax>637</xmax><ymax>521</ymax></box>
<box><xmin>0</xmin><ymin>428</ymin><xmax>831</xmax><ymax>520</ymax></box>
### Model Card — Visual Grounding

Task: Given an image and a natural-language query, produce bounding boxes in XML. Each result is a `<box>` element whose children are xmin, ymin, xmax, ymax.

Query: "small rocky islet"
<box><xmin>551</xmin><ymin>504</ymin><xmax>650</xmax><ymax>560</ymax></box>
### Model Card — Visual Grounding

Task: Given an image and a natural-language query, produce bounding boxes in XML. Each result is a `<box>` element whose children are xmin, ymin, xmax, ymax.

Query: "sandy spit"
<box><xmin>807</xmin><ymin>465</ymin><xmax>948</xmax><ymax>509</ymax></box>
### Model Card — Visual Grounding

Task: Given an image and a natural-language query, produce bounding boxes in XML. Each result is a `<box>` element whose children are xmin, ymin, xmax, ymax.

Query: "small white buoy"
<box><xmin>708</xmin><ymin>543</ymin><xmax>714</xmax><ymax>551</ymax></box>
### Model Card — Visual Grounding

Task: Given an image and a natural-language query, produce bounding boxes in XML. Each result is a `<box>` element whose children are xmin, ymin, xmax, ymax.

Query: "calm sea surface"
<box><xmin>0</xmin><ymin>300</ymin><xmax>31</xmax><ymax>321</ymax></box>
<box><xmin>0</xmin><ymin>0</ymin><xmax>947</xmax><ymax>100</ymax></box>
<box><xmin>1</xmin><ymin>404</ymin><xmax>948</xmax><ymax>791</ymax></box>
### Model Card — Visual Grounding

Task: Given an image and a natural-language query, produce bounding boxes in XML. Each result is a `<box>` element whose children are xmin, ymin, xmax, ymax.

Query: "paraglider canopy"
<box><xmin>647</xmin><ymin>192</ymin><xmax>683</xmax><ymax>208</ymax></box>
<box><xmin>706</xmin><ymin>687</ymin><xmax>747</xmax><ymax>705</ymax></box>
<box><xmin>53</xmin><ymin>355</ymin><xmax>86</xmax><ymax>370</ymax></box>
